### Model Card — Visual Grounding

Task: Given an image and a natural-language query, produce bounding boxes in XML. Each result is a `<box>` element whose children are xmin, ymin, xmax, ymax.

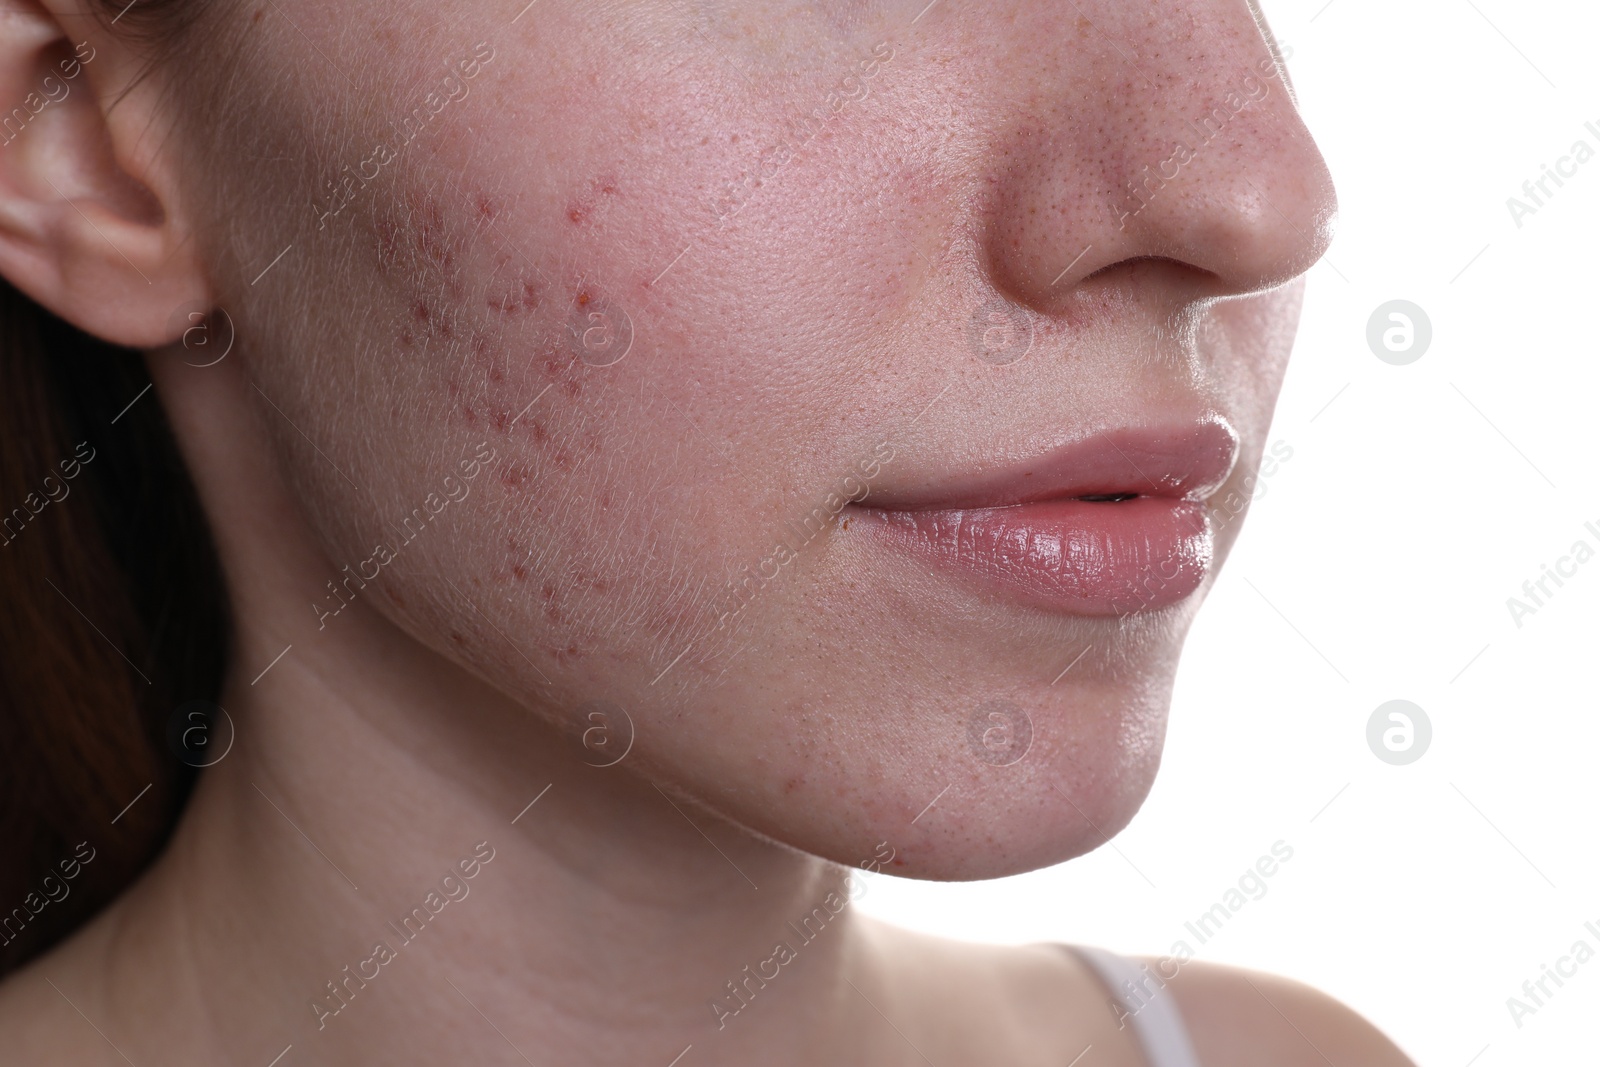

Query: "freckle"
<box><xmin>541</xmin><ymin>583</ymin><xmax>556</xmax><ymax>599</ymax></box>
<box><xmin>512</xmin><ymin>564</ymin><xmax>527</xmax><ymax>580</ymax></box>
<box><xmin>411</xmin><ymin>300</ymin><xmax>430</xmax><ymax>322</ymax></box>
<box><xmin>521</xmin><ymin>281</ymin><xmax>539</xmax><ymax>309</ymax></box>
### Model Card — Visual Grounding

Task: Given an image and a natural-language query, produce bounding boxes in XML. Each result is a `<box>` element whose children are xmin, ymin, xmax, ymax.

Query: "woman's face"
<box><xmin>176</xmin><ymin>0</ymin><xmax>1333</xmax><ymax>878</ymax></box>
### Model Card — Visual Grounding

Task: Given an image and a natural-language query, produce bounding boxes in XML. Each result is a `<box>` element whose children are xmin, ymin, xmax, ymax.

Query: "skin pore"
<box><xmin>0</xmin><ymin>0</ymin><xmax>1412</xmax><ymax>1063</ymax></box>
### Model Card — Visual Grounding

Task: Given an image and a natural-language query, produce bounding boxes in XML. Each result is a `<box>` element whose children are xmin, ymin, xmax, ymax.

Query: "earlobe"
<box><xmin>0</xmin><ymin>0</ymin><xmax>209</xmax><ymax>348</ymax></box>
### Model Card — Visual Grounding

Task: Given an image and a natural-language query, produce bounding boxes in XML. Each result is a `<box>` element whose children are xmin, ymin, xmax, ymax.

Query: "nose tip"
<box><xmin>980</xmin><ymin>39</ymin><xmax>1338</xmax><ymax>309</ymax></box>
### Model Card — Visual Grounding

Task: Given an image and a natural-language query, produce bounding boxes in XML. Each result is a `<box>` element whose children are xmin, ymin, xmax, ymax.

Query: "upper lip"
<box><xmin>858</xmin><ymin>419</ymin><xmax>1241</xmax><ymax>511</ymax></box>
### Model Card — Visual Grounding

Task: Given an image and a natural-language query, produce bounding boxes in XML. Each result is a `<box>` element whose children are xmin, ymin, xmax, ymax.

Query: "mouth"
<box><xmin>847</xmin><ymin>420</ymin><xmax>1239</xmax><ymax>616</ymax></box>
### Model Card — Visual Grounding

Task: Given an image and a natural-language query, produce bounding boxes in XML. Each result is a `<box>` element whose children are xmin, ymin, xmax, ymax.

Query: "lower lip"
<box><xmin>852</xmin><ymin>498</ymin><xmax>1213</xmax><ymax>615</ymax></box>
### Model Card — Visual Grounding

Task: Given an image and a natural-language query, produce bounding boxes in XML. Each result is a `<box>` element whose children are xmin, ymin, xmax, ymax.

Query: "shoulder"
<box><xmin>1142</xmin><ymin>956</ymin><xmax>1417</xmax><ymax>1067</ymax></box>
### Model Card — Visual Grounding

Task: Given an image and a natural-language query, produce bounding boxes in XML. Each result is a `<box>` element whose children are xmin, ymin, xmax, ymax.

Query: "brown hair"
<box><xmin>0</xmin><ymin>0</ymin><xmax>230</xmax><ymax>975</ymax></box>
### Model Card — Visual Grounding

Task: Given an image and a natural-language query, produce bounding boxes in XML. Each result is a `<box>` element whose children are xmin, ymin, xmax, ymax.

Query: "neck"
<box><xmin>91</xmin><ymin>601</ymin><xmax>902</xmax><ymax>1066</ymax></box>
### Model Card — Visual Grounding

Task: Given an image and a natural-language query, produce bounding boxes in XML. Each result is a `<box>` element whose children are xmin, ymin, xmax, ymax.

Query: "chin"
<box><xmin>663</xmin><ymin>649</ymin><xmax>1180</xmax><ymax>883</ymax></box>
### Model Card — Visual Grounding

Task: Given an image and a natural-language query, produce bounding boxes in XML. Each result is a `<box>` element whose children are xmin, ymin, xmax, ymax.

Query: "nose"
<box><xmin>978</xmin><ymin>3</ymin><xmax>1337</xmax><ymax>308</ymax></box>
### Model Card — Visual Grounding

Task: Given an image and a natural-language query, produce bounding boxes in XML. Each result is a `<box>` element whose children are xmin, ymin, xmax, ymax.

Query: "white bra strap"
<box><xmin>1063</xmin><ymin>944</ymin><xmax>1202</xmax><ymax>1067</ymax></box>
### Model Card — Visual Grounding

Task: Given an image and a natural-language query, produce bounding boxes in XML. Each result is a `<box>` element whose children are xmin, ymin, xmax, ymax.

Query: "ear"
<box><xmin>0</xmin><ymin>0</ymin><xmax>208</xmax><ymax>347</ymax></box>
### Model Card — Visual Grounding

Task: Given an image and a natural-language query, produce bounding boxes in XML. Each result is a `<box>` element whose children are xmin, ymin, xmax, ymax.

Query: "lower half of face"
<box><xmin>189</xmin><ymin>0</ymin><xmax>1313</xmax><ymax>879</ymax></box>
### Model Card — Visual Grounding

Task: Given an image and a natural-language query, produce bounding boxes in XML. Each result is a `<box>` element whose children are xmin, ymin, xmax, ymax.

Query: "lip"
<box><xmin>850</xmin><ymin>420</ymin><xmax>1239</xmax><ymax>615</ymax></box>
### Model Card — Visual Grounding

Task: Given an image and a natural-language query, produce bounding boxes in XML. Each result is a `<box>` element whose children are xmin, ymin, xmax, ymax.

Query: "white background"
<box><xmin>855</xmin><ymin>2</ymin><xmax>1600</xmax><ymax>1063</ymax></box>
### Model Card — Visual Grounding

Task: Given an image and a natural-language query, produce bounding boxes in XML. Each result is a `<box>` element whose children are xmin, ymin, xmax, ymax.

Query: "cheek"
<box><xmin>1206</xmin><ymin>283</ymin><xmax>1302</xmax><ymax>419</ymax></box>
<box><xmin>225</xmin><ymin>17</ymin><xmax>924</xmax><ymax>690</ymax></box>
